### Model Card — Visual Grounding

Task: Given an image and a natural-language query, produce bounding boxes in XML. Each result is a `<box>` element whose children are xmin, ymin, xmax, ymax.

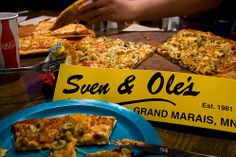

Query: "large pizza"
<box><xmin>64</xmin><ymin>36</ymin><xmax>156</xmax><ymax>69</ymax></box>
<box><xmin>157</xmin><ymin>29</ymin><xmax>236</xmax><ymax>79</ymax></box>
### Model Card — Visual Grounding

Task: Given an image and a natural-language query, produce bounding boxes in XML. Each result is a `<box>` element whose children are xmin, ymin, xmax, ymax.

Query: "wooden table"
<box><xmin>0</xmin><ymin>23</ymin><xmax>236</xmax><ymax>157</ymax></box>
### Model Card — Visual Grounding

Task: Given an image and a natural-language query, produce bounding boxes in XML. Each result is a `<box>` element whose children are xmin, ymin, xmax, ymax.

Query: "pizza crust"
<box><xmin>86</xmin><ymin>148</ymin><xmax>132</xmax><ymax>157</ymax></box>
<box><xmin>50</xmin><ymin>0</ymin><xmax>87</xmax><ymax>31</ymax></box>
<box><xmin>19</xmin><ymin>49</ymin><xmax>49</xmax><ymax>55</ymax></box>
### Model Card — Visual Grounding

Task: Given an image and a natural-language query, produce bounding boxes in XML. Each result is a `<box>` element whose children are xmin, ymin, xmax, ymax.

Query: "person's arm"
<box><xmin>78</xmin><ymin>0</ymin><xmax>223</xmax><ymax>23</ymax></box>
<box><xmin>78</xmin><ymin>0</ymin><xmax>136</xmax><ymax>23</ymax></box>
<box><xmin>133</xmin><ymin>0</ymin><xmax>222</xmax><ymax>20</ymax></box>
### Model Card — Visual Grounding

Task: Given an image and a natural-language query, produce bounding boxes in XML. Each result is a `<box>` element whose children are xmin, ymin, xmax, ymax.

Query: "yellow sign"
<box><xmin>54</xmin><ymin>64</ymin><xmax>236</xmax><ymax>133</ymax></box>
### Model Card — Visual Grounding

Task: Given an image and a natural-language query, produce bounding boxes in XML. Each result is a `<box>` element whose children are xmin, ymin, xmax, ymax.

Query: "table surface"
<box><xmin>0</xmin><ymin>13</ymin><xmax>236</xmax><ymax>157</ymax></box>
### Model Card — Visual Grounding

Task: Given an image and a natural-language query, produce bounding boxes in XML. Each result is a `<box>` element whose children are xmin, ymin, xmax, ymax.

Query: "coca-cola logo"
<box><xmin>1</xmin><ymin>40</ymin><xmax>16</xmax><ymax>50</ymax></box>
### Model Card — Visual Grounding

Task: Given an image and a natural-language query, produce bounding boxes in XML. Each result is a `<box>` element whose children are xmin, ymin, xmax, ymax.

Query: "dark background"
<box><xmin>0</xmin><ymin>0</ymin><xmax>235</xmax><ymax>39</ymax></box>
<box><xmin>0</xmin><ymin>0</ymin><xmax>74</xmax><ymax>12</ymax></box>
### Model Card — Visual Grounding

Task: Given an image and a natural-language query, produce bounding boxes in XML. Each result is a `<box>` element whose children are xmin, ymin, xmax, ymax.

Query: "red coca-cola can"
<box><xmin>0</xmin><ymin>12</ymin><xmax>20</xmax><ymax>68</ymax></box>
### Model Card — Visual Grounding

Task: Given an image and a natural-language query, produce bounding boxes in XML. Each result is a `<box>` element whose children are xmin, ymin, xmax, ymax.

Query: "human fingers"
<box><xmin>78</xmin><ymin>0</ymin><xmax>94</xmax><ymax>13</ymax></box>
<box><xmin>80</xmin><ymin>6</ymin><xmax>111</xmax><ymax>23</ymax></box>
<box><xmin>86</xmin><ymin>14</ymin><xmax>109</xmax><ymax>24</ymax></box>
<box><xmin>79</xmin><ymin>0</ymin><xmax>106</xmax><ymax>13</ymax></box>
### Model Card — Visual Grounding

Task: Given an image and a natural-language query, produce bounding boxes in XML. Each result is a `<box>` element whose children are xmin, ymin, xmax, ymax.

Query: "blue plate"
<box><xmin>0</xmin><ymin>99</ymin><xmax>161</xmax><ymax>157</ymax></box>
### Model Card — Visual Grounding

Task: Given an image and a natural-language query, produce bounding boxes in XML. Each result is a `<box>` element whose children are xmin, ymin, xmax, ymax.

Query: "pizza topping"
<box><xmin>112</xmin><ymin>138</ymin><xmax>145</xmax><ymax>146</ymax></box>
<box><xmin>39</xmin><ymin>132</ymin><xmax>46</xmax><ymax>142</ymax></box>
<box><xmin>61</xmin><ymin>131</ymin><xmax>75</xmax><ymax>142</ymax></box>
<box><xmin>86</xmin><ymin>148</ymin><xmax>132</xmax><ymax>157</ymax></box>
<box><xmin>74</xmin><ymin>122</ymin><xmax>88</xmax><ymax>137</ymax></box>
<box><xmin>51</xmin><ymin>140</ymin><xmax>67</xmax><ymax>150</ymax></box>
<box><xmin>0</xmin><ymin>148</ymin><xmax>8</xmax><ymax>157</ymax></box>
<box><xmin>27</xmin><ymin>140</ymin><xmax>40</xmax><ymax>150</ymax></box>
<box><xmin>62</xmin><ymin>122</ymin><xmax>75</xmax><ymax>131</ymax></box>
<box><xmin>92</xmin><ymin>131</ymin><xmax>106</xmax><ymax>140</ymax></box>
<box><xmin>49</xmin><ymin>141</ymin><xmax>76</xmax><ymax>157</ymax></box>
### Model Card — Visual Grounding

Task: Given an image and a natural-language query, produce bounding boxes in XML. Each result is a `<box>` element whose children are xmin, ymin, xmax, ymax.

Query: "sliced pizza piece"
<box><xmin>19</xmin><ymin>35</ymin><xmax>69</xmax><ymax>55</ymax></box>
<box><xmin>12</xmin><ymin>113</ymin><xmax>117</xmax><ymax>152</ymax></box>
<box><xmin>50</xmin><ymin>0</ymin><xmax>87</xmax><ymax>31</ymax></box>
<box><xmin>33</xmin><ymin>21</ymin><xmax>95</xmax><ymax>38</ymax></box>
<box><xmin>157</xmin><ymin>29</ymin><xmax>236</xmax><ymax>78</ymax></box>
<box><xmin>85</xmin><ymin>148</ymin><xmax>132</xmax><ymax>157</ymax></box>
<box><xmin>64</xmin><ymin>36</ymin><xmax>156</xmax><ymax>69</ymax></box>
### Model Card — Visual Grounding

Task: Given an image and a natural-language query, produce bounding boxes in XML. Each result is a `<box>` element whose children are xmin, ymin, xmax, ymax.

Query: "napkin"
<box><xmin>122</xmin><ymin>23</ymin><xmax>163</xmax><ymax>32</ymax></box>
<box><xmin>17</xmin><ymin>16</ymin><xmax>28</xmax><ymax>23</ymax></box>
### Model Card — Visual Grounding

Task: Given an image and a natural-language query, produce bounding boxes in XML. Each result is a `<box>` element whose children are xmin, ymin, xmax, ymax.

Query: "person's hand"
<box><xmin>78</xmin><ymin>0</ymin><xmax>137</xmax><ymax>23</ymax></box>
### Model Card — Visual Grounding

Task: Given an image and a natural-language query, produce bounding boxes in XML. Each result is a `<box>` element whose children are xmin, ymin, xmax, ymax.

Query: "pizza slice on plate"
<box><xmin>157</xmin><ymin>29</ymin><xmax>236</xmax><ymax>79</ymax></box>
<box><xmin>50</xmin><ymin>0</ymin><xmax>87</xmax><ymax>31</ymax></box>
<box><xmin>33</xmin><ymin>21</ymin><xmax>95</xmax><ymax>38</ymax></box>
<box><xmin>19</xmin><ymin>35</ymin><xmax>70</xmax><ymax>55</ymax></box>
<box><xmin>12</xmin><ymin>113</ymin><xmax>117</xmax><ymax>152</ymax></box>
